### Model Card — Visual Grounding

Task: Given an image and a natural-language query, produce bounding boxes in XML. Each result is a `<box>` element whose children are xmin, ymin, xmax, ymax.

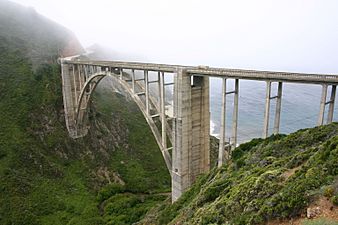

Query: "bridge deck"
<box><xmin>66</xmin><ymin>60</ymin><xmax>338</xmax><ymax>85</ymax></box>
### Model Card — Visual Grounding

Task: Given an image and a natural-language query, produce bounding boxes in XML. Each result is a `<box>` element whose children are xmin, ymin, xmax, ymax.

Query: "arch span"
<box><xmin>61</xmin><ymin>62</ymin><xmax>173</xmax><ymax>172</ymax></box>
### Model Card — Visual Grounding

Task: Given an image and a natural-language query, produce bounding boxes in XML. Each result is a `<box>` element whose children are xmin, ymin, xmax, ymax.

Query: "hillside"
<box><xmin>0</xmin><ymin>0</ymin><xmax>84</xmax><ymax>66</ymax></box>
<box><xmin>140</xmin><ymin>123</ymin><xmax>338</xmax><ymax>225</ymax></box>
<box><xmin>0</xmin><ymin>1</ymin><xmax>170</xmax><ymax>224</ymax></box>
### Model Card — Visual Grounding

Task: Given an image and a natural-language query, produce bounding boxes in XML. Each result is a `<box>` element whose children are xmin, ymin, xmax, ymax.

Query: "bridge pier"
<box><xmin>218</xmin><ymin>78</ymin><xmax>227</xmax><ymax>167</ymax></box>
<box><xmin>318</xmin><ymin>84</ymin><xmax>336</xmax><ymax>125</ymax></box>
<box><xmin>327</xmin><ymin>85</ymin><xmax>336</xmax><ymax>123</ymax></box>
<box><xmin>217</xmin><ymin>78</ymin><xmax>240</xmax><ymax>167</ymax></box>
<box><xmin>172</xmin><ymin>69</ymin><xmax>210</xmax><ymax>202</ymax></box>
<box><xmin>263</xmin><ymin>81</ymin><xmax>283</xmax><ymax>138</ymax></box>
<box><xmin>273</xmin><ymin>82</ymin><xmax>283</xmax><ymax>134</ymax></box>
<box><xmin>231</xmin><ymin>79</ymin><xmax>239</xmax><ymax>150</ymax></box>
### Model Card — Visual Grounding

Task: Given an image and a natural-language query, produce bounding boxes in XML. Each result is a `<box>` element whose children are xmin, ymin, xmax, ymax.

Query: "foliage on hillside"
<box><xmin>0</xmin><ymin>28</ymin><xmax>170</xmax><ymax>225</ymax></box>
<box><xmin>140</xmin><ymin>123</ymin><xmax>338</xmax><ymax>225</ymax></box>
<box><xmin>0</xmin><ymin>0</ymin><xmax>84</xmax><ymax>67</ymax></box>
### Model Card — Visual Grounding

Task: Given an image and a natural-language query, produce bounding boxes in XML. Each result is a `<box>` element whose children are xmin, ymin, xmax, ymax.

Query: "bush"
<box><xmin>97</xmin><ymin>183</ymin><xmax>126</xmax><ymax>202</ymax></box>
<box><xmin>331</xmin><ymin>194</ymin><xmax>338</xmax><ymax>206</ymax></box>
<box><xmin>323</xmin><ymin>186</ymin><xmax>335</xmax><ymax>198</ymax></box>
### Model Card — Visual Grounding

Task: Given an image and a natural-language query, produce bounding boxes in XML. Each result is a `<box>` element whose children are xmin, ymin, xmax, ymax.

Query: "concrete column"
<box><xmin>231</xmin><ymin>79</ymin><xmax>239</xmax><ymax>150</ymax></box>
<box><xmin>273</xmin><ymin>82</ymin><xmax>283</xmax><ymax>134</ymax></box>
<box><xmin>145</xmin><ymin>70</ymin><xmax>149</xmax><ymax>115</ymax></box>
<box><xmin>78</xmin><ymin>65</ymin><xmax>83</xmax><ymax>89</ymax></box>
<box><xmin>83</xmin><ymin>65</ymin><xmax>86</xmax><ymax>82</ymax></box>
<box><xmin>132</xmin><ymin>69</ymin><xmax>136</xmax><ymax>93</ymax></box>
<box><xmin>327</xmin><ymin>85</ymin><xmax>336</xmax><ymax>123</ymax></box>
<box><xmin>172</xmin><ymin>69</ymin><xmax>210</xmax><ymax>202</ymax></box>
<box><xmin>191</xmin><ymin>76</ymin><xmax>210</xmax><ymax>181</ymax></box>
<box><xmin>172</xmin><ymin>68</ymin><xmax>191</xmax><ymax>202</ymax></box>
<box><xmin>317</xmin><ymin>84</ymin><xmax>328</xmax><ymax>126</ymax></box>
<box><xmin>61</xmin><ymin>62</ymin><xmax>76</xmax><ymax>137</ymax></box>
<box><xmin>218</xmin><ymin>78</ymin><xmax>227</xmax><ymax>168</ymax></box>
<box><xmin>158</xmin><ymin>72</ymin><xmax>161</xmax><ymax>109</ymax></box>
<box><xmin>263</xmin><ymin>81</ymin><xmax>271</xmax><ymax>138</ymax></box>
<box><xmin>160</xmin><ymin>72</ymin><xmax>167</xmax><ymax>149</ymax></box>
<box><xmin>72</xmin><ymin>65</ymin><xmax>77</xmax><ymax>106</ymax></box>
<box><xmin>120</xmin><ymin>68</ymin><xmax>123</xmax><ymax>80</ymax></box>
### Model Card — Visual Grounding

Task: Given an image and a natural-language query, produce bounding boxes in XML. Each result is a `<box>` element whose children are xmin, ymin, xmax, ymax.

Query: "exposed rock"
<box><xmin>307</xmin><ymin>206</ymin><xmax>321</xmax><ymax>219</ymax></box>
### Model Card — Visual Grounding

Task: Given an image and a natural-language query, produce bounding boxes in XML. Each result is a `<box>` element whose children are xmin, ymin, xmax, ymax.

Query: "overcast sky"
<box><xmin>11</xmin><ymin>0</ymin><xmax>338</xmax><ymax>73</ymax></box>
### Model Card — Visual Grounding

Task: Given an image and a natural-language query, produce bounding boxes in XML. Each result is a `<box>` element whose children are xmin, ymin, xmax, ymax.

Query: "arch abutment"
<box><xmin>172</xmin><ymin>69</ymin><xmax>210</xmax><ymax>202</ymax></box>
<box><xmin>61</xmin><ymin>62</ymin><xmax>77</xmax><ymax>137</ymax></box>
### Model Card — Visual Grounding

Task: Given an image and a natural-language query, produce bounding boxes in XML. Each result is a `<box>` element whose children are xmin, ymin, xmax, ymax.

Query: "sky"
<box><xmin>11</xmin><ymin>0</ymin><xmax>338</xmax><ymax>74</ymax></box>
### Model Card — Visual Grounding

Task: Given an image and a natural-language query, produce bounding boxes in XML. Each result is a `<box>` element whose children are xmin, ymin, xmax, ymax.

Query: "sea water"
<box><xmin>209</xmin><ymin>78</ymin><xmax>338</xmax><ymax>143</ymax></box>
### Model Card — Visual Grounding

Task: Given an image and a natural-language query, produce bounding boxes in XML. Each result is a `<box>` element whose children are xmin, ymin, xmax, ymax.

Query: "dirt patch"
<box><xmin>281</xmin><ymin>165</ymin><xmax>302</xmax><ymax>181</ymax></box>
<box><xmin>309</xmin><ymin>197</ymin><xmax>338</xmax><ymax>221</ymax></box>
<box><xmin>267</xmin><ymin>197</ymin><xmax>338</xmax><ymax>225</ymax></box>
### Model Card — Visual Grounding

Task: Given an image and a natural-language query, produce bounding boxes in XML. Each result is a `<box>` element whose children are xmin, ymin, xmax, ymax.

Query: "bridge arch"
<box><xmin>75</xmin><ymin>72</ymin><xmax>106</xmax><ymax>128</ymax></box>
<box><xmin>61</xmin><ymin>62</ymin><xmax>173</xmax><ymax>172</ymax></box>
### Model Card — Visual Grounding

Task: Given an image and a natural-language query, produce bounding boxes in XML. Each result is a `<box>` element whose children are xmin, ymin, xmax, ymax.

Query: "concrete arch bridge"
<box><xmin>60</xmin><ymin>57</ymin><xmax>338</xmax><ymax>202</ymax></box>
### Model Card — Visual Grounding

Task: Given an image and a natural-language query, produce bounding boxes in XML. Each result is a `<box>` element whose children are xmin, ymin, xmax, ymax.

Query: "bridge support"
<box><xmin>218</xmin><ymin>78</ymin><xmax>240</xmax><ymax>167</ymax></box>
<box><xmin>263</xmin><ymin>81</ymin><xmax>283</xmax><ymax>138</ymax></box>
<box><xmin>218</xmin><ymin>78</ymin><xmax>227</xmax><ymax>167</ymax></box>
<box><xmin>327</xmin><ymin>85</ymin><xmax>336</xmax><ymax>123</ymax></box>
<box><xmin>61</xmin><ymin>62</ymin><xmax>91</xmax><ymax>138</ymax></box>
<box><xmin>318</xmin><ymin>84</ymin><xmax>336</xmax><ymax>125</ymax></box>
<box><xmin>172</xmin><ymin>69</ymin><xmax>210</xmax><ymax>202</ymax></box>
<box><xmin>231</xmin><ymin>79</ymin><xmax>239</xmax><ymax>150</ymax></box>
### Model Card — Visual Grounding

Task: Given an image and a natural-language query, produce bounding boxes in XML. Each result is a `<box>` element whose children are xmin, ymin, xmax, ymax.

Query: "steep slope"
<box><xmin>0</xmin><ymin>1</ymin><xmax>170</xmax><ymax>224</ymax></box>
<box><xmin>140</xmin><ymin>123</ymin><xmax>338</xmax><ymax>225</ymax></box>
<box><xmin>0</xmin><ymin>0</ymin><xmax>84</xmax><ymax>66</ymax></box>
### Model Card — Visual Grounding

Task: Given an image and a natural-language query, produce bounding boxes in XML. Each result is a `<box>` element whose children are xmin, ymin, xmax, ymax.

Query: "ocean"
<box><xmin>209</xmin><ymin>78</ymin><xmax>338</xmax><ymax>143</ymax></box>
<box><xmin>122</xmin><ymin>70</ymin><xmax>337</xmax><ymax>144</ymax></box>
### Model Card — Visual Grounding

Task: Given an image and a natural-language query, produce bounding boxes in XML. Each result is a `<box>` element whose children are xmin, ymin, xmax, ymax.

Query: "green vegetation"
<box><xmin>0</xmin><ymin>38</ymin><xmax>170</xmax><ymax>224</ymax></box>
<box><xmin>140</xmin><ymin>123</ymin><xmax>338</xmax><ymax>225</ymax></box>
<box><xmin>0</xmin><ymin>2</ymin><xmax>170</xmax><ymax>223</ymax></box>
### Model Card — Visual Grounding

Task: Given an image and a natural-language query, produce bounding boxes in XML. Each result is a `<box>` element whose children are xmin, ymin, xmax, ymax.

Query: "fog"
<box><xmin>10</xmin><ymin>0</ymin><xmax>338</xmax><ymax>142</ymax></box>
<box><xmin>11</xmin><ymin>0</ymin><xmax>338</xmax><ymax>74</ymax></box>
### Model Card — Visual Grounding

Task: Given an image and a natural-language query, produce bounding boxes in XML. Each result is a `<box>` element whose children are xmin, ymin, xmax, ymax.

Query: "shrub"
<box><xmin>97</xmin><ymin>183</ymin><xmax>126</xmax><ymax>202</ymax></box>
<box><xmin>331</xmin><ymin>194</ymin><xmax>338</xmax><ymax>206</ymax></box>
